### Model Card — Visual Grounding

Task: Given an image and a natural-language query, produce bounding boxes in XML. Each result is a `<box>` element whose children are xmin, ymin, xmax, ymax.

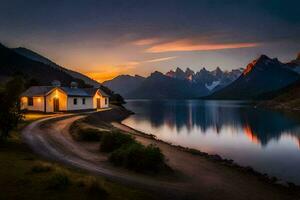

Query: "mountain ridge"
<box><xmin>103</xmin><ymin>66</ymin><xmax>243</xmax><ymax>99</ymax></box>
<box><xmin>207</xmin><ymin>54</ymin><xmax>300</xmax><ymax>99</ymax></box>
<box><xmin>13</xmin><ymin>47</ymin><xmax>101</xmax><ymax>87</ymax></box>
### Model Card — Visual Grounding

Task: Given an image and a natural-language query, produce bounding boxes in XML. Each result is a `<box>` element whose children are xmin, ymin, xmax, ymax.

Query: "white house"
<box><xmin>20</xmin><ymin>85</ymin><xmax>109</xmax><ymax>113</ymax></box>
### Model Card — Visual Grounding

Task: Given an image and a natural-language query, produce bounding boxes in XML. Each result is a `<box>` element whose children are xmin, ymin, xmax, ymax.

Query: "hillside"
<box><xmin>102</xmin><ymin>75</ymin><xmax>145</xmax><ymax>97</ymax></box>
<box><xmin>13</xmin><ymin>47</ymin><xmax>101</xmax><ymax>87</ymax></box>
<box><xmin>208</xmin><ymin>55</ymin><xmax>300</xmax><ymax>99</ymax></box>
<box><xmin>262</xmin><ymin>80</ymin><xmax>300</xmax><ymax>110</ymax></box>
<box><xmin>0</xmin><ymin>43</ymin><xmax>83</xmax><ymax>86</ymax></box>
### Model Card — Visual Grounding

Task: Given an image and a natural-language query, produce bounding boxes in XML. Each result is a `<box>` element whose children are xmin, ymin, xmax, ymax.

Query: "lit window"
<box><xmin>82</xmin><ymin>98</ymin><xmax>85</xmax><ymax>105</ymax></box>
<box><xmin>73</xmin><ymin>98</ymin><xmax>77</xmax><ymax>105</ymax></box>
<box><xmin>28</xmin><ymin>97</ymin><xmax>33</xmax><ymax>106</ymax></box>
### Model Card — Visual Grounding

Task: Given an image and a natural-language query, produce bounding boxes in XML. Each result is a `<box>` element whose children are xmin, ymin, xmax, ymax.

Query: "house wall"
<box><xmin>46</xmin><ymin>89</ymin><xmax>68</xmax><ymax>112</ymax></box>
<box><xmin>20</xmin><ymin>97</ymin><xmax>28</xmax><ymax>110</ymax></box>
<box><xmin>67</xmin><ymin>96</ymin><xmax>94</xmax><ymax>111</ymax></box>
<box><xmin>20</xmin><ymin>96</ymin><xmax>45</xmax><ymax>112</ymax></box>
<box><xmin>93</xmin><ymin>92</ymin><xmax>109</xmax><ymax>109</ymax></box>
<box><xmin>102</xmin><ymin>96</ymin><xmax>109</xmax><ymax>108</ymax></box>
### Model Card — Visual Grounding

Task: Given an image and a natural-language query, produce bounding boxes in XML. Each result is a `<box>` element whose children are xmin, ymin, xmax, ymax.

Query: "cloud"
<box><xmin>146</xmin><ymin>39</ymin><xmax>260</xmax><ymax>53</ymax></box>
<box><xmin>144</xmin><ymin>56</ymin><xmax>177</xmax><ymax>63</ymax></box>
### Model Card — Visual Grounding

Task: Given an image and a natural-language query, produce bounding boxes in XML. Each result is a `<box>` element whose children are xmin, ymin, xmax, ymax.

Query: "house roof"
<box><xmin>84</xmin><ymin>88</ymin><xmax>99</xmax><ymax>96</ymax></box>
<box><xmin>21</xmin><ymin>86</ymin><xmax>110</xmax><ymax>97</ymax></box>
<box><xmin>21</xmin><ymin>86</ymin><xmax>55</xmax><ymax>97</ymax></box>
<box><xmin>98</xmin><ymin>88</ymin><xmax>109</xmax><ymax>97</ymax></box>
<box><xmin>84</xmin><ymin>88</ymin><xmax>109</xmax><ymax>97</ymax></box>
<box><xmin>60</xmin><ymin>87</ymin><xmax>91</xmax><ymax>97</ymax></box>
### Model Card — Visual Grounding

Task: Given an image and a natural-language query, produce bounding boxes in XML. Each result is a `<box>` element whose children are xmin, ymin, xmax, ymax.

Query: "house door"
<box><xmin>96</xmin><ymin>98</ymin><xmax>101</xmax><ymax>109</ymax></box>
<box><xmin>53</xmin><ymin>98</ymin><xmax>59</xmax><ymax>112</ymax></box>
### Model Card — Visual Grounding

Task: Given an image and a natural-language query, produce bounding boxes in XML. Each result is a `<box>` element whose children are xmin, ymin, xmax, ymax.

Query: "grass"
<box><xmin>31</xmin><ymin>161</ymin><xmax>54</xmax><ymax>173</ymax></box>
<box><xmin>76</xmin><ymin>176</ymin><xmax>108</xmax><ymax>197</ymax></box>
<box><xmin>47</xmin><ymin>168</ymin><xmax>71</xmax><ymax>190</ymax></box>
<box><xmin>0</xmin><ymin>114</ymin><xmax>154</xmax><ymax>200</ymax></box>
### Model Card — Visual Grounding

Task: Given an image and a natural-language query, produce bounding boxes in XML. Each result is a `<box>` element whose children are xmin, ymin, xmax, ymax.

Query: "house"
<box><xmin>20</xmin><ymin>83</ymin><xmax>109</xmax><ymax>113</ymax></box>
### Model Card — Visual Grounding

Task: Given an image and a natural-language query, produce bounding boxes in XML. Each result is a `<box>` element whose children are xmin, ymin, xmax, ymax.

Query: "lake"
<box><xmin>122</xmin><ymin>99</ymin><xmax>300</xmax><ymax>184</ymax></box>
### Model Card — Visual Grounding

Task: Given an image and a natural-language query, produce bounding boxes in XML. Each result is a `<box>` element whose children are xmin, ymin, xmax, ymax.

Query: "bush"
<box><xmin>77</xmin><ymin>128</ymin><xmax>104</xmax><ymax>141</ymax></box>
<box><xmin>47</xmin><ymin>169</ymin><xmax>70</xmax><ymax>190</ymax></box>
<box><xmin>77</xmin><ymin>176</ymin><xmax>107</xmax><ymax>196</ymax></box>
<box><xmin>109</xmin><ymin>143</ymin><xmax>165</xmax><ymax>172</ymax></box>
<box><xmin>70</xmin><ymin>122</ymin><xmax>104</xmax><ymax>141</ymax></box>
<box><xmin>100</xmin><ymin>131</ymin><xmax>135</xmax><ymax>152</ymax></box>
<box><xmin>31</xmin><ymin>162</ymin><xmax>53</xmax><ymax>173</ymax></box>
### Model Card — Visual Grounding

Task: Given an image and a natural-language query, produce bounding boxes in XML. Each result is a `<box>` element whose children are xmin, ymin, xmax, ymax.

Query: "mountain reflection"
<box><xmin>125</xmin><ymin>100</ymin><xmax>300</xmax><ymax>146</ymax></box>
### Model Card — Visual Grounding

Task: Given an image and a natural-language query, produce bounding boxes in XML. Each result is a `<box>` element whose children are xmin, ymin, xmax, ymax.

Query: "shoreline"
<box><xmin>93</xmin><ymin>106</ymin><xmax>300</xmax><ymax>189</ymax></box>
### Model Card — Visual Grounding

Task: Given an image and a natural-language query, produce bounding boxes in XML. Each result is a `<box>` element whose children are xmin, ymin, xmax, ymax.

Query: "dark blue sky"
<box><xmin>1</xmin><ymin>0</ymin><xmax>300</xmax><ymax>81</ymax></box>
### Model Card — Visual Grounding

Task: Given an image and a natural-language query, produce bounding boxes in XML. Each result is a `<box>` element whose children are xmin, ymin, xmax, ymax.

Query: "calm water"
<box><xmin>123</xmin><ymin>100</ymin><xmax>300</xmax><ymax>184</ymax></box>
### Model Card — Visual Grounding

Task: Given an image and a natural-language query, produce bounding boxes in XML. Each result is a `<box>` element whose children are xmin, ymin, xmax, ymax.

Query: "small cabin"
<box><xmin>20</xmin><ymin>84</ymin><xmax>109</xmax><ymax>113</ymax></box>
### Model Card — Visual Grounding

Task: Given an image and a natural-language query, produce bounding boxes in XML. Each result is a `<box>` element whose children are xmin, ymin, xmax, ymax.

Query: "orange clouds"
<box><xmin>146</xmin><ymin>39</ymin><xmax>260</xmax><ymax>53</ymax></box>
<box><xmin>144</xmin><ymin>56</ymin><xmax>176</xmax><ymax>63</ymax></box>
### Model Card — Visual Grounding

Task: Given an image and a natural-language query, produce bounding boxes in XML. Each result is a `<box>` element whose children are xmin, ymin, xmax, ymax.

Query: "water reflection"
<box><xmin>123</xmin><ymin>100</ymin><xmax>300</xmax><ymax>183</ymax></box>
<box><xmin>124</xmin><ymin>100</ymin><xmax>300</xmax><ymax>147</ymax></box>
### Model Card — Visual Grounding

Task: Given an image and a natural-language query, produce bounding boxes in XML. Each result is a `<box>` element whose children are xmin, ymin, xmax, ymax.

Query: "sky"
<box><xmin>1</xmin><ymin>0</ymin><xmax>300</xmax><ymax>82</ymax></box>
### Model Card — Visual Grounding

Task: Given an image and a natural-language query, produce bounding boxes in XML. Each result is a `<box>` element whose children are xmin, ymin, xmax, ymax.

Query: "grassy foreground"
<box><xmin>0</xmin><ymin>114</ymin><xmax>154</xmax><ymax>200</ymax></box>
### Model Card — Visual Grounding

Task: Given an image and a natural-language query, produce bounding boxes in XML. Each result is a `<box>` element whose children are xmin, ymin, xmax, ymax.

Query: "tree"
<box><xmin>0</xmin><ymin>76</ymin><xmax>24</xmax><ymax>141</ymax></box>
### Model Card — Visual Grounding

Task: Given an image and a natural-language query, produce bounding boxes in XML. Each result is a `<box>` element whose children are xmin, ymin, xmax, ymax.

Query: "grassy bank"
<box><xmin>0</xmin><ymin>114</ymin><xmax>154</xmax><ymax>200</ymax></box>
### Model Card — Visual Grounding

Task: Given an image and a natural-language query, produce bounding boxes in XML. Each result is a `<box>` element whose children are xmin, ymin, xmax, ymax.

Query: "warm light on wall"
<box><xmin>54</xmin><ymin>90</ymin><xmax>58</xmax><ymax>99</ymax></box>
<box><xmin>37</xmin><ymin>98</ymin><xmax>41</xmax><ymax>102</ymax></box>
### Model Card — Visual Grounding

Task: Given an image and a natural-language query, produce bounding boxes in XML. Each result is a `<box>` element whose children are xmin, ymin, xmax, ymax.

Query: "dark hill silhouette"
<box><xmin>0</xmin><ymin>43</ymin><xmax>83</xmax><ymax>86</ymax></box>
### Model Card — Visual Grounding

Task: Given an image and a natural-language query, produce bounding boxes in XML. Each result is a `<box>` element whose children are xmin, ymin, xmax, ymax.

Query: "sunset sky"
<box><xmin>1</xmin><ymin>0</ymin><xmax>300</xmax><ymax>82</ymax></box>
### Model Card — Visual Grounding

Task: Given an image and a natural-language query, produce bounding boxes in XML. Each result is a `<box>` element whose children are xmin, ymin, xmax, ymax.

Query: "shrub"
<box><xmin>100</xmin><ymin>131</ymin><xmax>135</xmax><ymax>152</ymax></box>
<box><xmin>77</xmin><ymin>176</ymin><xmax>107</xmax><ymax>196</ymax></box>
<box><xmin>70</xmin><ymin>122</ymin><xmax>104</xmax><ymax>141</ymax></box>
<box><xmin>31</xmin><ymin>162</ymin><xmax>53</xmax><ymax>173</ymax></box>
<box><xmin>77</xmin><ymin>128</ymin><xmax>104</xmax><ymax>141</ymax></box>
<box><xmin>47</xmin><ymin>169</ymin><xmax>70</xmax><ymax>190</ymax></box>
<box><xmin>109</xmin><ymin>143</ymin><xmax>165</xmax><ymax>172</ymax></box>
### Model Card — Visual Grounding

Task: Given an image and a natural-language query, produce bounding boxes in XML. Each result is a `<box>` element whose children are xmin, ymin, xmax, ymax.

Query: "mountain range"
<box><xmin>104</xmin><ymin>53</ymin><xmax>300</xmax><ymax>100</ymax></box>
<box><xmin>208</xmin><ymin>55</ymin><xmax>300</xmax><ymax>99</ymax></box>
<box><xmin>103</xmin><ymin>67</ymin><xmax>243</xmax><ymax>99</ymax></box>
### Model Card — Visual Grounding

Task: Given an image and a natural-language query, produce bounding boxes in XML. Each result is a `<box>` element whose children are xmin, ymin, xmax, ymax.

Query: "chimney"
<box><xmin>51</xmin><ymin>80</ymin><xmax>61</xmax><ymax>87</ymax></box>
<box><xmin>70</xmin><ymin>81</ymin><xmax>78</xmax><ymax>89</ymax></box>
